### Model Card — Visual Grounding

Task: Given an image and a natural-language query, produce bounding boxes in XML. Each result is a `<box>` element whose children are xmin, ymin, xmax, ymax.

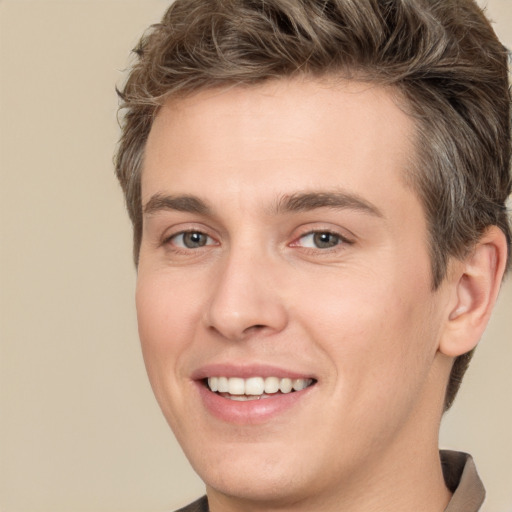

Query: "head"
<box><xmin>116</xmin><ymin>0</ymin><xmax>511</xmax><ymax>412</ymax></box>
<box><xmin>116</xmin><ymin>2</ymin><xmax>511</xmax><ymax>507</ymax></box>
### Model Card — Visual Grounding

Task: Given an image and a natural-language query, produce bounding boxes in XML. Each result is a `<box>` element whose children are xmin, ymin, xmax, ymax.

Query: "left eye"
<box><xmin>170</xmin><ymin>231</ymin><xmax>215</xmax><ymax>249</ymax></box>
<box><xmin>297</xmin><ymin>231</ymin><xmax>343</xmax><ymax>249</ymax></box>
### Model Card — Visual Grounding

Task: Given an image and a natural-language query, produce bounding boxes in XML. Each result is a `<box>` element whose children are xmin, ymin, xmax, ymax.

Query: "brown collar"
<box><xmin>442</xmin><ymin>450</ymin><xmax>485</xmax><ymax>512</ymax></box>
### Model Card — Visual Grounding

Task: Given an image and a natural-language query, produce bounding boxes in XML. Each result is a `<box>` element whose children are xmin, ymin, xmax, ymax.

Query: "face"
<box><xmin>137</xmin><ymin>79</ymin><xmax>453</xmax><ymax>509</ymax></box>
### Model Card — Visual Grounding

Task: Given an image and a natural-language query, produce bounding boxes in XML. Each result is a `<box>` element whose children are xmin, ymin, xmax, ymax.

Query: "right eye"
<box><xmin>297</xmin><ymin>231</ymin><xmax>344</xmax><ymax>249</ymax></box>
<box><xmin>168</xmin><ymin>231</ymin><xmax>216</xmax><ymax>249</ymax></box>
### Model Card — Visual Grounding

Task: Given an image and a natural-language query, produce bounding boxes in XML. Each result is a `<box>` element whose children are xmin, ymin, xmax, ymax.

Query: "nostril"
<box><xmin>244</xmin><ymin>324</ymin><xmax>266</xmax><ymax>334</ymax></box>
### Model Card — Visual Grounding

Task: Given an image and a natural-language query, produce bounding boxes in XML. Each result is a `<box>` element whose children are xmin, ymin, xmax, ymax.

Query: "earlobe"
<box><xmin>439</xmin><ymin>226</ymin><xmax>508</xmax><ymax>358</ymax></box>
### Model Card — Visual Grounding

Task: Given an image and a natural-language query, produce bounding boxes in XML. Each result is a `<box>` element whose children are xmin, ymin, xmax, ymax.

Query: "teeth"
<box><xmin>208</xmin><ymin>377</ymin><xmax>218</xmax><ymax>392</ymax></box>
<box><xmin>279</xmin><ymin>378</ymin><xmax>293</xmax><ymax>393</ymax></box>
<box><xmin>228</xmin><ymin>394</ymin><xmax>261</xmax><ymax>401</ymax></box>
<box><xmin>217</xmin><ymin>377</ymin><xmax>229</xmax><ymax>393</ymax></box>
<box><xmin>228</xmin><ymin>377</ymin><xmax>245</xmax><ymax>395</ymax></box>
<box><xmin>264</xmin><ymin>376</ymin><xmax>280</xmax><ymax>394</ymax></box>
<box><xmin>207</xmin><ymin>376</ymin><xmax>313</xmax><ymax>396</ymax></box>
<box><xmin>293</xmin><ymin>378</ymin><xmax>309</xmax><ymax>391</ymax></box>
<box><xmin>245</xmin><ymin>377</ymin><xmax>265</xmax><ymax>395</ymax></box>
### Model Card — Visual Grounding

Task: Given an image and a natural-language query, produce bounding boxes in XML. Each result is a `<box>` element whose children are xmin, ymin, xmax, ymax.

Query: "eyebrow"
<box><xmin>274</xmin><ymin>191</ymin><xmax>383</xmax><ymax>217</ymax></box>
<box><xmin>143</xmin><ymin>194</ymin><xmax>211</xmax><ymax>216</ymax></box>
<box><xmin>143</xmin><ymin>190</ymin><xmax>383</xmax><ymax>218</ymax></box>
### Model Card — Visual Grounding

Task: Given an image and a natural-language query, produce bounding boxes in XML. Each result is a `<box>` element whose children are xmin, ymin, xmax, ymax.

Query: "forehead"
<box><xmin>142</xmin><ymin>78</ymin><xmax>418</xmax><ymax>214</ymax></box>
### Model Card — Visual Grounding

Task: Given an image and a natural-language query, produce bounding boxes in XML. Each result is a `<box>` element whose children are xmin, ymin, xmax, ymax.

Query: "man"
<box><xmin>115</xmin><ymin>1</ymin><xmax>511</xmax><ymax>511</ymax></box>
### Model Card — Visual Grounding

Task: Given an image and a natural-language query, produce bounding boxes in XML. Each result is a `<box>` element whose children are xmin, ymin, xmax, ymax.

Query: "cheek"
<box><xmin>135</xmin><ymin>273</ymin><xmax>207</xmax><ymax>435</ymax></box>
<box><xmin>135</xmin><ymin>273</ymin><xmax>201</xmax><ymax>381</ymax></box>
<box><xmin>296</xmin><ymin>265</ymin><xmax>439</xmax><ymax>390</ymax></box>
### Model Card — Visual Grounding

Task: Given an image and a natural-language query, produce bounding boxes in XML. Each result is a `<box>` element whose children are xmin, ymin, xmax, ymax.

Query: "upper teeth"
<box><xmin>207</xmin><ymin>376</ymin><xmax>313</xmax><ymax>395</ymax></box>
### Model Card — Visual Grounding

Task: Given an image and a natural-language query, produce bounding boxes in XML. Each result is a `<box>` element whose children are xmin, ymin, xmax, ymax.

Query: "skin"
<box><xmin>136</xmin><ymin>78</ymin><xmax>505</xmax><ymax>512</ymax></box>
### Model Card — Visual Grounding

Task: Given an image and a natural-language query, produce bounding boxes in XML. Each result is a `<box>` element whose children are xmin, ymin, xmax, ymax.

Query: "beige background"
<box><xmin>0</xmin><ymin>1</ymin><xmax>510</xmax><ymax>511</ymax></box>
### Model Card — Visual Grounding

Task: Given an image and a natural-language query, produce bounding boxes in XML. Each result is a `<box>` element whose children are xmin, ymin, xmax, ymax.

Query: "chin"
<box><xmin>188</xmin><ymin>443</ymin><xmax>314</xmax><ymax>504</ymax></box>
<box><xmin>204</xmin><ymin>470</ymin><xmax>307</xmax><ymax>507</ymax></box>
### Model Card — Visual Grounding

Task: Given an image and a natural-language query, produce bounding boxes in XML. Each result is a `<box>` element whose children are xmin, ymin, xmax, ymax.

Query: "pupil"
<box><xmin>314</xmin><ymin>232</ymin><xmax>338</xmax><ymax>248</ymax></box>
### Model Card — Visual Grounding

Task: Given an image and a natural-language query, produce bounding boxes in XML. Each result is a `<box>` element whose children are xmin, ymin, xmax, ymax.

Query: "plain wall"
<box><xmin>0</xmin><ymin>1</ymin><xmax>510</xmax><ymax>511</ymax></box>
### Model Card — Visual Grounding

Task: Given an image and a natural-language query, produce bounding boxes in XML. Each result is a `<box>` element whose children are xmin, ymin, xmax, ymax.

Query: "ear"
<box><xmin>439</xmin><ymin>226</ymin><xmax>508</xmax><ymax>357</ymax></box>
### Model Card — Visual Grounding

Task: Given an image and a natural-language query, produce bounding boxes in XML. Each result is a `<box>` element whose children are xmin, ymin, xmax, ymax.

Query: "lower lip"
<box><xmin>196</xmin><ymin>382</ymin><xmax>315</xmax><ymax>425</ymax></box>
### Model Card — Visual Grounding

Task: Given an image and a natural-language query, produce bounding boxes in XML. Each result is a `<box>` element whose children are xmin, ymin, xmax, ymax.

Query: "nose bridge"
<box><xmin>204</xmin><ymin>242</ymin><xmax>287</xmax><ymax>340</ymax></box>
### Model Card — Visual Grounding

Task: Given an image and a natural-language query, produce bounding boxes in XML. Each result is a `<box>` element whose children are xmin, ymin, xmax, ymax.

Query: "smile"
<box><xmin>207</xmin><ymin>376</ymin><xmax>315</xmax><ymax>401</ymax></box>
<box><xmin>194</xmin><ymin>366</ymin><xmax>318</xmax><ymax>423</ymax></box>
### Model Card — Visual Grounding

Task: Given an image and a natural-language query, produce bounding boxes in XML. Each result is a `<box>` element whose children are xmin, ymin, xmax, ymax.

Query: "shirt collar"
<box><xmin>442</xmin><ymin>450</ymin><xmax>485</xmax><ymax>512</ymax></box>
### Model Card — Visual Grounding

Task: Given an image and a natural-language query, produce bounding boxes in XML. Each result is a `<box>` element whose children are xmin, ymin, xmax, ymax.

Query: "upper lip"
<box><xmin>191</xmin><ymin>363</ymin><xmax>316</xmax><ymax>381</ymax></box>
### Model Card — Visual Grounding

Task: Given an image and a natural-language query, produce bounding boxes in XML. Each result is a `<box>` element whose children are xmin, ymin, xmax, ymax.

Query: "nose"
<box><xmin>204</xmin><ymin>249</ymin><xmax>288</xmax><ymax>341</ymax></box>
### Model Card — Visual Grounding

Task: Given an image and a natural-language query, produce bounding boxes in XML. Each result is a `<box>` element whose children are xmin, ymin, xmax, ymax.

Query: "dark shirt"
<box><xmin>175</xmin><ymin>451</ymin><xmax>485</xmax><ymax>512</ymax></box>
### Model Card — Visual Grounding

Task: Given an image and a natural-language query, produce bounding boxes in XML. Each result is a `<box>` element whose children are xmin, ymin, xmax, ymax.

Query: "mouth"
<box><xmin>195</xmin><ymin>367</ymin><xmax>318</xmax><ymax>423</ymax></box>
<box><xmin>204</xmin><ymin>376</ymin><xmax>316</xmax><ymax>401</ymax></box>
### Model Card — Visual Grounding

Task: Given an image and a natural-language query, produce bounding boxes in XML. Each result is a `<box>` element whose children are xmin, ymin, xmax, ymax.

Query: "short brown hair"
<box><xmin>115</xmin><ymin>0</ymin><xmax>511</xmax><ymax>409</ymax></box>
